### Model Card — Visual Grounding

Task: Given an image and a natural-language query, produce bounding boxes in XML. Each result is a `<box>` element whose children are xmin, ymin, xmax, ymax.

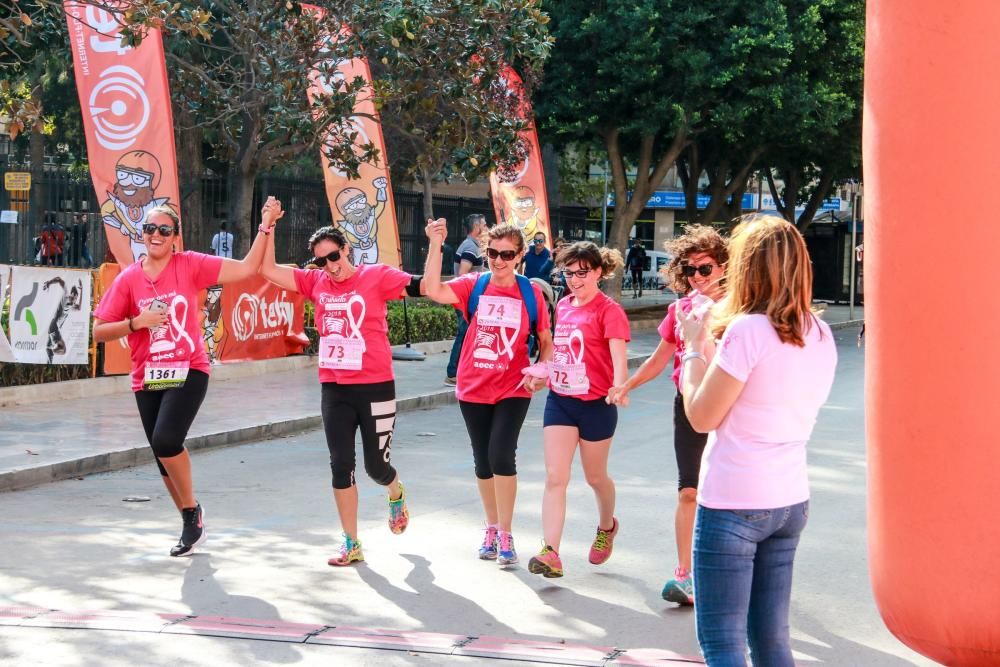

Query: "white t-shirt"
<box><xmin>697</xmin><ymin>313</ymin><xmax>838</xmax><ymax>510</ymax></box>
<box><xmin>211</xmin><ymin>231</ymin><xmax>234</xmax><ymax>258</ymax></box>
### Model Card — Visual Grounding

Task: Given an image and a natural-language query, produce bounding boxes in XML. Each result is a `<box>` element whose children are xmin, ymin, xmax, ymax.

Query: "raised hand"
<box><xmin>261</xmin><ymin>196</ymin><xmax>284</xmax><ymax>230</ymax></box>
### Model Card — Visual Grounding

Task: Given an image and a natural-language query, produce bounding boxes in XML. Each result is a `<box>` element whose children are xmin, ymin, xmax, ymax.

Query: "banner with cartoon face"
<box><xmin>0</xmin><ymin>265</ymin><xmax>16</xmax><ymax>362</ymax></box>
<box><xmin>489</xmin><ymin>66</ymin><xmax>552</xmax><ymax>247</ymax></box>
<box><xmin>8</xmin><ymin>266</ymin><xmax>93</xmax><ymax>365</ymax></box>
<box><xmin>303</xmin><ymin>4</ymin><xmax>402</xmax><ymax>269</ymax></box>
<box><xmin>64</xmin><ymin>2</ymin><xmax>182</xmax><ymax>266</ymax></box>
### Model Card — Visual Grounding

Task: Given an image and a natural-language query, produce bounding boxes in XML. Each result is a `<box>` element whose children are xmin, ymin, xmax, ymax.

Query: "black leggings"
<box><xmin>135</xmin><ymin>370</ymin><xmax>210</xmax><ymax>476</ymax></box>
<box><xmin>674</xmin><ymin>392</ymin><xmax>708</xmax><ymax>490</ymax></box>
<box><xmin>321</xmin><ymin>381</ymin><xmax>398</xmax><ymax>490</ymax></box>
<box><xmin>631</xmin><ymin>268</ymin><xmax>643</xmax><ymax>292</ymax></box>
<box><xmin>459</xmin><ymin>398</ymin><xmax>531</xmax><ymax>479</ymax></box>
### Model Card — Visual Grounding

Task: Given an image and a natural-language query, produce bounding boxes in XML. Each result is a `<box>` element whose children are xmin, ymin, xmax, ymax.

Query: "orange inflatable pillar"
<box><xmin>865</xmin><ymin>2</ymin><xmax>1000</xmax><ymax>664</ymax></box>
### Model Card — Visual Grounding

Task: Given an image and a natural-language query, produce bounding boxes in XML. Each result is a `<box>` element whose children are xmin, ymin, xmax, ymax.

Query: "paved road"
<box><xmin>0</xmin><ymin>327</ymin><xmax>932</xmax><ymax>666</ymax></box>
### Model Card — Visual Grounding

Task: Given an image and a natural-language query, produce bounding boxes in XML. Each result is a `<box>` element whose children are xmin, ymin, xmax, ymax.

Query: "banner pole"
<box><xmin>392</xmin><ymin>298</ymin><xmax>425</xmax><ymax>361</ymax></box>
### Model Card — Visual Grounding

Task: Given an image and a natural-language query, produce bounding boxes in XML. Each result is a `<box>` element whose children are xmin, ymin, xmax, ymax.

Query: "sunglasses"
<box><xmin>313</xmin><ymin>249</ymin><xmax>342</xmax><ymax>267</ymax></box>
<box><xmin>681</xmin><ymin>263</ymin><xmax>717</xmax><ymax>278</ymax></box>
<box><xmin>142</xmin><ymin>223</ymin><xmax>176</xmax><ymax>237</ymax></box>
<box><xmin>486</xmin><ymin>247</ymin><xmax>519</xmax><ymax>261</ymax></box>
<box><xmin>533</xmin><ymin>239</ymin><xmax>546</xmax><ymax>245</ymax></box>
<box><xmin>561</xmin><ymin>268</ymin><xmax>592</xmax><ymax>279</ymax></box>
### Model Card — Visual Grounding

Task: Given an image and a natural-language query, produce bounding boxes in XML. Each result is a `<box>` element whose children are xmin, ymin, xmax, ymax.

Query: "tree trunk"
<box><xmin>175</xmin><ymin>106</ymin><xmax>205</xmax><ymax>252</ymax></box>
<box><xmin>29</xmin><ymin>84</ymin><xmax>46</xmax><ymax>230</ymax></box>
<box><xmin>420</xmin><ymin>166</ymin><xmax>435</xmax><ymax>220</ymax></box>
<box><xmin>228</xmin><ymin>168</ymin><xmax>256</xmax><ymax>257</ymax></box>
<box><xmin>795</xmin><ymin>169</ymin><xmax>836</xmax><ymax>233</ymax></box>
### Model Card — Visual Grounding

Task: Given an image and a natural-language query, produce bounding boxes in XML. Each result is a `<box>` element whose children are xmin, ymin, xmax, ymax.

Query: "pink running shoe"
<box><xmin>588</xmin><ymin>517</ymin><xmax>619</xmax><ymax>565</ymax></box>
<box><xmin>528</xmin><ymin>545</ymin><xmax>564</xmax><ymax>578</ymax></box>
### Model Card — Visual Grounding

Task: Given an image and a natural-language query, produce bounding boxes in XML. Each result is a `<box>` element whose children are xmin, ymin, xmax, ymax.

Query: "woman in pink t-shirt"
<box><xmin>423</xmin><ymin>219</ymin><xmax>552</xmax><ymax>569</ymax></box>
<box><xmin>525</xmin><ymin>242</ymin><xmax>630</xmax><ymax>579</ymax></box>
<box><xmin>260</xmin><ymin>213</ymin><xmax>422</xmax><ymax>567</ymax></box>
<box><xmin>608</xmin><ymin>225</ymin><xmax>728</xmax><ymax>605</ymax></box>
<box><xmin>93</xmin><ymin>200</ymin><xmax>281</xmax><ymax>557</ymax></box>
<box><xmin>676</xmin><ymin>215</ymin><xmax>837</xmax><ymax>666</ymax></box>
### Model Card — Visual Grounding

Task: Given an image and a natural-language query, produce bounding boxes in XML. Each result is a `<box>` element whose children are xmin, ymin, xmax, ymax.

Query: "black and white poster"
<box><xmin>8</xmin><ymin>267</ymin><xmax>92</xmax><ymax>365</ymax></box>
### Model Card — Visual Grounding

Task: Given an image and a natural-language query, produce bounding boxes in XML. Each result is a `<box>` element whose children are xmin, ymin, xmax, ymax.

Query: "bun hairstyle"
<box><xmin>555</xmin><ymin>241</ymin><xmax>624</xmax><ymax>279</ymax></box>
<box><xmin>663</xmin><ymin>224</ymin><xmax>729</xmax><ymax>295</ymax></box>
<box><xmin>483</xmin><ymin>222</ymin><xmax>527</xmax><ymax>253</ymax></box>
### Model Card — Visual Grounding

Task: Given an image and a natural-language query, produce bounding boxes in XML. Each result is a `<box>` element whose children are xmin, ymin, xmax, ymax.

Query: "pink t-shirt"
<box><xmin>658</xmin><ymin>297</ymin><xmax>695</xmax><ymax>390</ymax></box>
<box><xmin>549</xmin><ymin>291</ymin><xmax>630</xmax><ymax>400</ymax></box>
<box><xmin>94</xmin><ymin>251</ymin><xmax>224</xmax><ymax>391</ymax></box>
<box><xmin>294</xmin><ymin>263</ymin><xmax>410</xmax><ymax>385</ymax></box>
<box><xmin>697</xmin><ymin>313</ymin><xmax>838</xmax><ymax>510</ymax></box>
<box><xmin>448</xmin><ymin>273</ymin><xmax>551</xmax><ymax>403</ymax></box>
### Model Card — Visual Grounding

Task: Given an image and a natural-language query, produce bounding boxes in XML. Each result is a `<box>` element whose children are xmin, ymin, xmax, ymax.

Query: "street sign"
<box><xmin>4</xmin><ymin>172</ymin><xmax>31</xmax><ymax>191</ymax></box>
<box><xmin>0</xmin><ymin>210</ymin><xmax>18</xmax><ymax>224</ymax></box>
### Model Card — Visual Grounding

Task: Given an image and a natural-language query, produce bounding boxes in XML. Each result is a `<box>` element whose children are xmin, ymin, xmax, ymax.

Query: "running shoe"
<box><xmin>170</xmin><ymin>503</ymin><xmax>205</xmax><ymax>557</ymax></box>
<box><xmin>444</xmin><ymin>376</ymin><xmax>457</xmax><ymax>386</ymax></box>
<box><xmin>497</xmin><ymin>530</ymin><xmax>518</xmax><ymax>567</ymax></box>
<box><xmin>588</xmin><ymin>517</ymin><xmax>619</xmax><ymax>565</ymax></box>
<box><xmin>661</xmin><ymin>566</ymin><xmax>695</xmax><ymax>605</ymax></box>
<box><xmin>479</xmin><ymin>524</ymin><xmax>499</xmax><ymax>560</ymax></box>
<box><xmin>328</xmin><ymin>534</ymin><xmax>364</xmax><ymax>567</ymax></box>
<box><xmin>388</xmin><ymin>482</ymin><xmax>409</xmax><ymax>534</ymax></box>
<box><xmin>528</xmin><ymin>545</ymin><xmax>564</xmax><ymax>578</ymax></box>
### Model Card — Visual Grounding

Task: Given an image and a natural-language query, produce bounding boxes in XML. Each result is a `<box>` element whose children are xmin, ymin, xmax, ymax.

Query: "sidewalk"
<box><xmin>0</xmin><ymin>303</ymin><xmax>863</xmax><ymax>493</ymax></box>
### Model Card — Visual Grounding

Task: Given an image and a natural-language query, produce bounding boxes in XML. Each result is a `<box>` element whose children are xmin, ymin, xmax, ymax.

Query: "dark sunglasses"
<box><xmin>681</xmin><ymin>263</ymin><xmax>717</xmax><ymax>278</ymax></box>
<box><xmin>532</xmin><ymin>239</ymin><xmax>546</xmax><ymax>245</ymax></box>
<box><xmin>142</xmin><ymin>223</ymin><xmax>176</xmax><ymax>237</ymax></box>
<box><xmin>313</xmin><ymin>249</ymin><xmax>342</xmax><ymax>267</ymax></box>
<box><xmin>486</xmin><ymin>247</ymin><xmax>518</xmax><ymax>261</ymax></box>
<box><xmin>561</xmin><ymin>268</ymin><xmax>592</xmax><ymax>279</ymax></box>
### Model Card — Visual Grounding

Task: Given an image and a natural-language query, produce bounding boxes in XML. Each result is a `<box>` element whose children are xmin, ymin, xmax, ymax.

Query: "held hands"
<box><xmin>606</xmin><ymin>385</ymin><xmax>630</xmax><ymax>407</ymax></box>
<box><xmin>522</xmin><ymin>375</ymin><xmax>546</xmax><ymax>393</ymax></box>
<box><xmin>424</xmin><ymin>218</ymin><xmax>447</xmax><ymax>243</ymax></box>
<box><xmin>261</xmin><ymin>196</ymin><xmax>284</xmax><ymax>231</ymax></box>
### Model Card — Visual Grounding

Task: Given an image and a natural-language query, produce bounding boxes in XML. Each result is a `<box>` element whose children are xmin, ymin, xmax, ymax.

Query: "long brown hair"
<box><xmin>710</xmin><ymin>215</ymin><xmax>817</xmax><ymax>347</ymax></box>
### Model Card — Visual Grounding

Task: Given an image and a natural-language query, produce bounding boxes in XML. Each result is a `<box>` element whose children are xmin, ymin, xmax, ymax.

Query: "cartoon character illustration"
<box><xmin>202</xmin><ymin>285</ymin><xmax>224</xmax><ymax>362</ymax></box>
<box><xmin>502</xmin><ymin>185</ymin><xmax>544</xmax><ymax>239</ymax></box>
<box><xmin>334</xmin><ymin>177</ymin><xmax>387</xmax><ymax>266</ymax></box>
<box><xmin>100</xmin><ymin>150</ymin><xmax>172</xmax><ymax>264</ymax></box>
<box><xmin>42</xmin><ymin>276</ymin><xmax>84</xmax><ymax>364</ymax></box>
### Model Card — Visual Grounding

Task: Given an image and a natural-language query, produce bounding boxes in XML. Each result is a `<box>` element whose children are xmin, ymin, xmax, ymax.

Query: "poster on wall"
<box><xmin>0</xmin><ymin>265</ymin><xmax>16</xmax><ymax>362</ymax></box>
<box><xmin>209</xmin><ymin>275</ymin><xmax>308</xmax><ymax>363</ymax></box>
<box><xmin>8</xmin><ymin>266</ymin><xmax>93</xmax><ymax>365</ymax></box>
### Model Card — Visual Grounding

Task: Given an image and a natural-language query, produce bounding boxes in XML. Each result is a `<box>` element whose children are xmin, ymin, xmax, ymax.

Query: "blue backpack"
<box><xmin>467</xmin><ymin>272</ymin><xmax>539</xmax><ymax>359</ymax></box>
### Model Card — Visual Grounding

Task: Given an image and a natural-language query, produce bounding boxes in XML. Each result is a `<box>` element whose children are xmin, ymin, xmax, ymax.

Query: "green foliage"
<box><xmin>302</xmin><ymin>299</ymin><xmax>456</xmax><ymax>355</ymax></box>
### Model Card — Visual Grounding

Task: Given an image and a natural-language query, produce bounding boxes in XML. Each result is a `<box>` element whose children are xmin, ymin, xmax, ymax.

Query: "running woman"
<box><xmin>608</xmin><ymin>224</ymin><xmax>728</xmax><ymax>603</ymax></box>
<box><xmin>259</xmin><ymin>207</ymin><xmax>419</xmax><ymax>567</ymax></box>
<box><xmin>423</xmin><ymin>218</ymin><xmax>552</xmax><ymax>568</ymax></box>
<box><xmin>93</xmin><ymin>199</ymin><xmax>281</xmax><ymax>556</ymax></box>
<box><xmin>527</xmin><ymin>242</ymin><xmax>630</xmax><ymax>578</ymax></box>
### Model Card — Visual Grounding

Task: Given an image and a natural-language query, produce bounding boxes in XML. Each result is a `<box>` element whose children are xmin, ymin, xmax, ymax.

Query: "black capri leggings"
<box><xmin>674</xmin><ymin>392</ymin><xmax>708</xmax><ymax>490</ymax></box>
<box><xmin>135</xmin><ymin>369</ymin><xmax>210</xmax><ymax>476</ymax></box>
<box><xmin>321</xmin><ymin>380</ymin><xmax>398</xmax><ymax>490</ymax></box>
<box><xmin>459</xmin><ymin>398</ymin><xmax>531</xmax><ymax>479</ymax></box>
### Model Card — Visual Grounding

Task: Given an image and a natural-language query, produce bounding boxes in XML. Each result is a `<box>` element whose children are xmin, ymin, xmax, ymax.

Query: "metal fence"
<box><xmin>1</xmin><ymin>164</ymin><xmax>592</xmax><ymax>274</ymax></box>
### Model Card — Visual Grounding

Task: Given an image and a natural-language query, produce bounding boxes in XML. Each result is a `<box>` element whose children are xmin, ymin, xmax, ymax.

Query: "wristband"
<box><xmin>258</xmin><ymin>224</ymin><xmax>273</xmax><ymax>235</ymax></box>
<box><xmin>127</xmin><ymin>316</ymin><xmax>135</xmax><ymax>332</ymax></box>
<box><xmin>681</xmin><ymin>350</ymin><xmax>706</xmax><ymax>365</ymax></box>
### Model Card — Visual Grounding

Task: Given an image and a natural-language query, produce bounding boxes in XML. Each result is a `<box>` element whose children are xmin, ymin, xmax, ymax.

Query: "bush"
<box><xmin>303</xmin><ymin>298</ymin><xmax>457</xmax><ymax>353</ymax></box>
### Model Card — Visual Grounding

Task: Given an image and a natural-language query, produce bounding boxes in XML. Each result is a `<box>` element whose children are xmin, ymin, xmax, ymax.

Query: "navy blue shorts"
<box><xmin>543</xmin><ymin>391</ymin><xmax>618</xmax><ymax>442</ymax></box>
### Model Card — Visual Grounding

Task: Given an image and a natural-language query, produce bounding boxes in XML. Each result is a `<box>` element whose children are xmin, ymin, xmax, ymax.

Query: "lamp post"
<box><xmin>848</xmin><ymin>186</ymin><xmax>863</xmax><ymax>321</ymax></box>
<box><xmin>601</xmin><ymin>161</ymin><xmax>609</xmax><ymax>245</ymax></box>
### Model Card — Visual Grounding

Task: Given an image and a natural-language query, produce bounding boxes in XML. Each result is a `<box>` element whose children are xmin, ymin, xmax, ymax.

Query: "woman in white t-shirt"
<box><xmin>675</xmin><ymin>215</ymin><xmax>837</xmax><ymax>666</ymax></box>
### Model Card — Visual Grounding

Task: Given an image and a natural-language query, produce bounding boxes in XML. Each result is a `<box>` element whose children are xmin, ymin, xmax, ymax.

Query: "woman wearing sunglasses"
<box><xmin>675</xmin><ymin>215</ymin><xmax>836</xmax><ymax>665</ymax></box>
<box><xmin>259</xmin><ymin>214</ymin><xmax>420</xmax><ymax>567</ymax></box>
<box><xmin>525</xmin><ymin>241</ymin><xmax>629</xmax><ymax>579</ymax></box>
<box><xmin>423</xmin><ymin>218</ymin><xmax>552</xmax><ymax>568</ymax></box>
<box><xmin>93</xmin><ymin>199</ymin><xmax>281</xmax><ymax>557</ymax></box>
<box><xmin>608</xmin><ymin>224</ymin><xmax>728</xmax><ymax>603</ymax></box>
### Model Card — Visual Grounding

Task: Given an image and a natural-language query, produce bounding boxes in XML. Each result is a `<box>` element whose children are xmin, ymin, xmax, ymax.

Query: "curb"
<box><xmin>0</xmin><ymin>360</ymin><xmax>649</xmax><ymax>494</ymax></box>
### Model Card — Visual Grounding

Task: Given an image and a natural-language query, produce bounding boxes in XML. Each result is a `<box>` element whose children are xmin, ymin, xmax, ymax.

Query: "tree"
<box><xmin>364</xmin><ymin>1</ymin><xmax>551</xmax><ymax>221</ymax></box>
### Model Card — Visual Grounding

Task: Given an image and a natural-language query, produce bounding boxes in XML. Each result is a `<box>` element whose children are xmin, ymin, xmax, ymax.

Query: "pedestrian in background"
<box><xmin>675</xmin><ymin>214</ymin><xmax>837</xmax><ymax>665</ymax></box>
<box><xmin>444</xmin><ymin>213</ymin><xmax>488</xmax><ymax>386</ymax></box>
<box><xmin>520</xmin><ymin>230</ymin><xmax>552</xmax><ymax>280</ymax></box>
<box><xmin>70</xmin><ymin>213</ymin><xmax>93</xmax><ymax>268</ymax></box>
<box><xmin>608</xmin><ymin>224</ymin><xmax>729</xmax><ymax>606</ymax></box>
<box><xmin>625</xmin><ymin>238</ymin><xmax>647</xmax><ymax>298</ymax></box>
<box><xmin>211</xmin><ymin>221</ymin><xmax>234</xmax><ymax>258</ymax></box>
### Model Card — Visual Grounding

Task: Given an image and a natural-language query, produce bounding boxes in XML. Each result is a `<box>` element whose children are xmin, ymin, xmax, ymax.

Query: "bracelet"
<box><xmin>127</xmin><ymin>317</ymin><xmax>135</xmax><ymax>332</ymax></box>
<box><xmin>681</xmin><ymin>350</ymin><xmax>706</xmax><ymax>364</ymax></box>
<box><xmin>258</xmin><ymin>224</ymin><xmax>273</xmax><ymax>235</ymax></box>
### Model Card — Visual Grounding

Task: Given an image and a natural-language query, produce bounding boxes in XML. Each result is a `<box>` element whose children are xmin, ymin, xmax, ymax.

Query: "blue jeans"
<box><xmin>446</xmin><ymin>311</ymin><xmax>468</xmax><ymax>378</ymax></box>
<box><xmin>693</xmin><ymin>501</ymin><xmax>809</xmax><ymax>667</ymax></box>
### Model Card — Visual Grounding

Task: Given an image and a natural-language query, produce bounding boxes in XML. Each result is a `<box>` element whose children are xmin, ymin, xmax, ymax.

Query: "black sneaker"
<box><xmin>170</xmin><ymin>504</ymin><xmax>205</xmax><ymax>557</ymax></box>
